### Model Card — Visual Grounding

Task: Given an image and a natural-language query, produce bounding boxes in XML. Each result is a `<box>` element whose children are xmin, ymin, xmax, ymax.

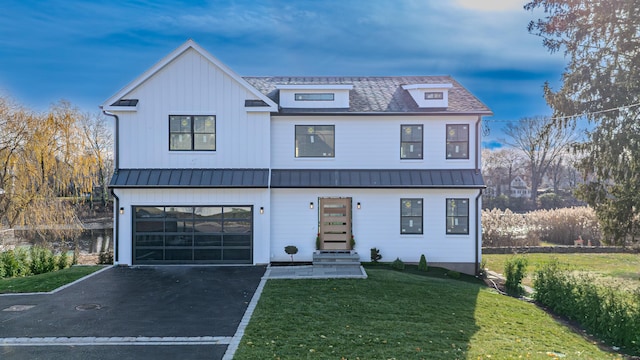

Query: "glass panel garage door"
<box><xmin>133</xmin><ymin>206</ymin><xmax>252</xmax><ymax>264</ymax></box>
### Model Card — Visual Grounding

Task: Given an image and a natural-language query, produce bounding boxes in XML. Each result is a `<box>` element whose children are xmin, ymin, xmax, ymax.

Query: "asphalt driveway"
<box><xmin>0</xmin><ymin>265</ymin><xmax>266</xmax><ymax>359</ymax></box>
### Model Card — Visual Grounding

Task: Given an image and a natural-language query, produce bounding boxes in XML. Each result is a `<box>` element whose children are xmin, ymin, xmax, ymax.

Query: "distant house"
<box><xmin>102</xmin><ymin>40</ymin><xmax>492</xmax><ymax>275</ymax></box>
<box><xmin>509</xmin><ymin>176</ymin><xmax>531</xmax><ymax>198</ymax></box>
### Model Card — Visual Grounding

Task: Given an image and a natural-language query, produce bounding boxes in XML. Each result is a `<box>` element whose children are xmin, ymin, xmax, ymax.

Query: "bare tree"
<box><xmin>503</xmin><ymin>116</ymin><xmax>576</xmax><ymax>206</ymax></box>
<box><xmin>79</xmin><ymin>112</ymin><xmax>113</xmax><ymax>206</ymax></box>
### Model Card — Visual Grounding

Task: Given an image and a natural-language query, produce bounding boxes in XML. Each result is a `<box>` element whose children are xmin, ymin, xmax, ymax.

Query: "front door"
<box><xmin>319</xmin><ymin>197</ymin><xmax>352</xmax><ymax>250</ymax></box>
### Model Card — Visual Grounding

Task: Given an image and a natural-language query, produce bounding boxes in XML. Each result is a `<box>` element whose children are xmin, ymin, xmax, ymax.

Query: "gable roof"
<box><xmin>101</xmin><ymin>40</ymin><xmax>278</xmax><ymax>111</ymax></box>
<box><xmin>243</xmin><ymin>76</ymin><xmax>492</xmax><ymax>115</ymax></box>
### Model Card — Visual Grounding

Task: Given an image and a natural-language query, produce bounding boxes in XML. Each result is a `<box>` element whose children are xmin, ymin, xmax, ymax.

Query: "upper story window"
<box><xmin>446</xmin><ymin>124</ymin><xmax>469</xmax><ymax>159</ymax></box>
<box><xmin>169</xmin><ymin>115</ymin><xmax>216</xmax><ymax>151</ymax></box>
<box><xmin>400</xmin><ymin>125</ymin><xmax>423</xmax><ymax>159</ymax></box>
<box><xmin>424</xmin><ymin>92</ymin><xmax>444</xmax><ymax>100</ymax></box>
<box><xmin>295</xmin><ymin>93</ymin><xmax>335</xmax><ymax>101</ymax></box>
<box><xmin>446</xmin><ymin>198</ymin><xmax>469</xmax><ymax>234</ymax></box>
<box><xmin>401</xmin><ymin>198</ymin><xmax>423</xmax><ymax>234</ymax></box>
<box><xmin>295</xmin><ymin>125</ymin><xmax>335</xmax><ymax>158</ymax></box>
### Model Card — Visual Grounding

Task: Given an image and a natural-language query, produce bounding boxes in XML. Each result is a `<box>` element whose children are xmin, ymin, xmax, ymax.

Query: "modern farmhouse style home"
<box><xmin>102</xmin><ymin>40</ymin><xmax>491</xmax><ymax>275</ymax></box>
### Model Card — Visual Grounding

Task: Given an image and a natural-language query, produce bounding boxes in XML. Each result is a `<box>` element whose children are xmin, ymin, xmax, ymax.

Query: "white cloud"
<box><xmin>453</xmin><ymin>0</ymin><xmax>527</xmax><ymax>12</ymax></box>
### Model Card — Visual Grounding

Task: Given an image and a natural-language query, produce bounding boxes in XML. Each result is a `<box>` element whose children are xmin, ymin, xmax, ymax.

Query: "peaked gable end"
<box><xmin>101</xmin><ymin>40</ymin><xmax>277</xmax><ymax>112</ymax></box>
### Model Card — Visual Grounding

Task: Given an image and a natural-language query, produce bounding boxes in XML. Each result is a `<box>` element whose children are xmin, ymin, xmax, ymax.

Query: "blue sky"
<box><xmin>0</xmin><ymin>0</ymin><xmax>565</xmax><ymax>147</ymax></box>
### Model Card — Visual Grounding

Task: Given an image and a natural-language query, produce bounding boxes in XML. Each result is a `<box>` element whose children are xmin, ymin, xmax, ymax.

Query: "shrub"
<box><xmin>446</xmin><ymin>270</ymin><xmax>461</xmax><ymax>279</ymax></box>
<box><xmin>349</xmin><ymin>235</ymin><xmax>355</xmax><ymax>249</ymax></box>
<box><xmin>478</xmin><ymin>258</ymin><xmax>488</xmax><ymax>278</ymax></box>
<box><xmin>390</xmin><ymin>257</ymin><xmax>405</xmax><ymax>270</ymax></box>
<box><xmin>504</xmin><ymin>256</ymin><xmax>528</xmax><ymax>296</ymax></box>
<box><xmin>284</xmin><ymin>245</ymin><xmax>298</xmax><ymax>262</ymax></box>
<box><xmin>1</xmin><ymin>248</ymin><xmax>30</xmax><ymax>278</ymax></box>
<box><xmin>98</xmin><ymin>250</ymin><xmax>113</xmax><ymax>265</ymax></box>
<box><xmin>534</xmin><ymin>260</ymin><xmax>640</xmax><ymax>354</ymax></box>
<box><xmin>29</xmin><ymin>246</ymin><xmax>56</xmax><ymax>275</ymax></box>
<box><xmin>481</xmin><ymin>208</ymin><xmax>531</xmax><ymax>247</ymax></box>
<box><xmin>57</xmin><ymin>251</ymin><xmax>69</xmax><ymax>269</ymax></box>
<box><xmin>418</xmin><ymin>254</ymin><xmax>428</xmax><ymax>271</ymax></box>
<box><xmin>315</xmin><ymin>233</ymin><xmax>321</xmax><ymax>250</ymax></box>
<box><xmin>370</xmin><ymin>248</ymin><xmax>382</xmax><ymax>263</ymax></box>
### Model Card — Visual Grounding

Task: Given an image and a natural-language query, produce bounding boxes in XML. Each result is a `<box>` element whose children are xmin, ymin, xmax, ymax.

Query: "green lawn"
<box><xmin>0</xmin><ymin>265</ymin><xmax>105</xmax><ymax>294</ymax></box>
<box><xmin>483</xmin><ymin>253</ymin><xmax>640</xmax><ymax>288</ymax></box>
<box><xmin>235</xmin><ymin>268</ymin><xmax>623</xmax><ymax>359</ymax></box>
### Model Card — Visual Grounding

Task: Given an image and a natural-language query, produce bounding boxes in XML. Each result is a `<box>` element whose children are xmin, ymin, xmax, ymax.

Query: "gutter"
<box><xmin>101</xmin><ymin>108</ymin><xmax>120</xmax><ymax>263</ymax></box>
<box><xmin>475</xmin><ymin>189</ymin><xmax>483</xmax><ymax>276</ymax></box>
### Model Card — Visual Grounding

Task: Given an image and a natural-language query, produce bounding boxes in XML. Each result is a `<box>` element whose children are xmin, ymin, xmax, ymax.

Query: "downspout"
<box><xmin>101</xmin><ymin>108</ymin><xmax>120</xmax><ymax>263</ymax></box>
<box><xmin>475</xmin><ymin>115</ymin><xmax>481</xmax><ymax>173</ymax></box>
<box><xmin>475</xmin><ymin>189</ymin><xmax>483</xmax><ymax>276</ymax></box>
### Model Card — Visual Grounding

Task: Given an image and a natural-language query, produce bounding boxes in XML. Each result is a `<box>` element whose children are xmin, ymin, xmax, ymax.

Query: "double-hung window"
<box><xmin>446</xmin><ymin>198</ymin><xmax>469</xmax><ymax>234</ymax></box>
<box><xmin>400</xmin><ymin>125</ymin><xmax>423</xmax><ymax>159</ymax></box>
<box><xmin>295</xmin><ymin>125</ymin><xmax>335</xmax><ymax>157</ymax></box>
<box><xmin>400</xmin><ymin>198</ymin><xmax>423</xmax><ymax>234</ymax></box>
<box><xmin>169</xmin><ymin>115</ymin><xmax>216</xmax><ymax>151</ymax></box>
<box><xmin>446</xmin><ymin>124</ymin><xmax>469</xmax><ymax>159</ymax></box>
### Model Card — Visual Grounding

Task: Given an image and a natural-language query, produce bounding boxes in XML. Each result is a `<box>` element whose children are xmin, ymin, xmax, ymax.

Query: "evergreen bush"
<box><xmin>370</xmin><ymin>248</ymin><xmax>382</xmax><ymax>263</ymax></box>
<box><xmin>390</xmin><ymin>257</ymin><xmax>405</xmax><ymax>270</ymax></box>
<box><xmin>504</xmin><ymin>256</ymin><xmax>528</xmax><ymax>296</ymax></box>
<box><xmin>418</xmin><ymin>254</ymin><xmax>428</xmax><ymax>271</ymax></box>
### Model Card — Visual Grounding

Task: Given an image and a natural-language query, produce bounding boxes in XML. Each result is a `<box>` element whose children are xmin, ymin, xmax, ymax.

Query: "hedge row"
<box><xmin>0</xmin><ymin>246</ymin><xmax>72</xmax><ymax>278</ymax></box>
<box><xmin>534</xmin><ymin>259</ymin><xmax>640</xmax><ymax>354</ymax></box>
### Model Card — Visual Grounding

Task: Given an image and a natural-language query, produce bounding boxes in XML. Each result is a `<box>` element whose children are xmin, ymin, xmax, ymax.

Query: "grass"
<box><xmin>483</xmin><ymin>253</ymin><xmax>640</xmax><ymax>288</ymax></box>
<box><xmin>0</xmin><ymin>265</ymin><xmax>105</xmax><ymax>294</ymax></box>
<box><xmin>235</xmin><ymin>267</ymin><xmax>623</xmax><ymax>359</ymax></box>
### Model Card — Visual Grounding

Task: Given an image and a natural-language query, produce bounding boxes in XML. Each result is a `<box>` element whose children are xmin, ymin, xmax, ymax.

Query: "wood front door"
<box><xmin>319</xmin><ymin>197</ymin><xmax>352</xmax><ymax>250</ymax></box>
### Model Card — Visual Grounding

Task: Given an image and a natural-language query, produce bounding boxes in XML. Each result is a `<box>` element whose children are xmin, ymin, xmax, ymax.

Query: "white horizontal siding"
<box><xmin>270</xmin><ymin>188</ymin><xmax>481</xmax><ymax>265</ymax></box>
<box><xmin>116</xmin><ymin>48</ymin><xmax>270</xmax><ymax>169</ymax></box>
<box><xmin>113</xmin><ymin>188</ymin><xmax>270</xmax><ymax>265</ymax></box>
<box><xmin>271</xmin><ymin>115</ymin><xmax>478</xmax><ymax>169</ymax></box>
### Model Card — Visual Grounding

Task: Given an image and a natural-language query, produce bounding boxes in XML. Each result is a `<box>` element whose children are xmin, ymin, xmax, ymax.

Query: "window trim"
<box><xmin>294</xmin><ymin>93</ymin><xmax>335</xmax><ymax>101</ymax></box>
<box><xmin>446</xmin><ymin>198</ymin><xmax>470</xmax><ymax>235</ymax></box>
<box><xmin>400</xmin><ymin>198</ymin><xmax>423</xmax><ymax>235</ymax></box>
<box><xmin>169</xmin><ymin>115</ymin><xmax>216</xmax><ymax>152</ymax></box>
<box><xmin>400</xmin><ymin>124</ymin><xmax>423</xmax><ymax>160</ymax></box>
<box><xmin>294</xmin><ymin>125</ymin><xmax>335</xmax><ymax>158</ymax></box>
<box><xmin>445</xmin><ymin>123</ymin><xmax>469</xmax><ymax>160</ymax></box>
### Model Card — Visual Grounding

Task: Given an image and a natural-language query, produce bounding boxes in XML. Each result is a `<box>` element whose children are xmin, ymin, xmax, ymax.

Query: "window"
<box><xmin>425</xmin><ymin>92</ymin><xmax>444</xmax><ymax>100</ymax></box>
<box><xmin>400</xmin><ymin>125</ymin><xmax>423</xmax><ymax>159</ymax></box>
<box><xmin>294</xmin><ymin>93</ymin><xmax>335</xmax><ymax>101</ymax></box>
<box><xmin>169</xmin><ymin>115</ymin><xmax>215</xmax><ymax>151</ymax></box>
<box><xmin>446</xmin><ymin>124</ymin><xmax>469</xmax><ymax>159</ymax></box>
<box><xmin>401</xmin><ymin>198</ymin><xmax>423</xmax><ymax>234</ymax></box>
<box><xmin>446</xmin><ymin>198</ymin><xmax>469</xmax><ymax>234</ymax></box>
<box><xmin>295</xmin><ymin>125</ymin><xmax>335</xmax><ymax>157</ymax></box>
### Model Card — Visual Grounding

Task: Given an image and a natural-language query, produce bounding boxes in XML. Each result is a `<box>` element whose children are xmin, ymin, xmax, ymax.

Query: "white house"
<box><xmin>509</xmin><ymin>176</ymin><xmax>531</xmax><ymax>198</ymax></box>
<box><xmin>102</xmin><ymin>40</ymin><xmax>491</xmax><ymax>275</ymax></box>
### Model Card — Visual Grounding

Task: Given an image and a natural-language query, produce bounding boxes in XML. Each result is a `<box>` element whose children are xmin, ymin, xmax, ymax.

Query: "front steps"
<box><xmin>313</xmin><ymin>251</ymin><xmax>361</xmax><ymax>267</ymax></box>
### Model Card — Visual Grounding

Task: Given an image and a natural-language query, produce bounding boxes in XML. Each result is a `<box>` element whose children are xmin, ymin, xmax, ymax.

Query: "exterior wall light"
<box><xmin>260</xmin><ymin>207</ymin><xmax>264</xmax><ymax>214</ymax></box>
<box><xmin>357</xmin><ymin>202</ymin><xmax>361</xmax><ymax>209</ymax></box>
<box><xmin>309</xmin><ymin>202</ymin><xmax>314</xmax><ymax>209</ymax></box>
<box><xmin>119</xmin><ymin>207</ymin><xmax>124</xmax><ymax>215</ymax></box>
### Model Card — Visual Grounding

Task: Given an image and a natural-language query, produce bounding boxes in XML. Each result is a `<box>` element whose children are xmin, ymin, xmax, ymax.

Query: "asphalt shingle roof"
<box><xmin>243</xmin><ymin>76</ymin><xmax>492</xmax><ymax>114</ymax></box>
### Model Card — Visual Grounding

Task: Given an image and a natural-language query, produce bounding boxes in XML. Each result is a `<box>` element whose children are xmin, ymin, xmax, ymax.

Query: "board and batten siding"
<box><xmin>270</xmin><ymin>188</ymin><xmax>481</xmax><ymax>271</ymax></box>
<box><xmin>270</xmin><ymin>115</ymin><xmax>478</xmax><ymax>169</ymax></box>
<box><xmin>117</xmin><ymin>48</ymin><xmax>270</xmax><ymax>169</ymax></box>
<box><xmin>113</xmin><ymin>188</ymin><xmax>270</xmax><ymax>266</ymax></box>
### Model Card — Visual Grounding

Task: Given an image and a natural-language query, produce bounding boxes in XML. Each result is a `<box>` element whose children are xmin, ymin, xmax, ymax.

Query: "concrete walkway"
<box><xmin>266</xmin><ymin>264</ymin><xmax>368</xmax><ymax>279</ymax></box>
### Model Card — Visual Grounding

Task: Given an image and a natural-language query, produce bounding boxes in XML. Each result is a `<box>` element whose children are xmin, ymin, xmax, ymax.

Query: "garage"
<box><xmin>133</xmin><ymin>205</ymin><xmax>253</xmax><ymax>264</ymax></box>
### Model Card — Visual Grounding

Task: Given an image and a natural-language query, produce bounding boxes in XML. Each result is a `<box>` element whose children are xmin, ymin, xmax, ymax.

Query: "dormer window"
<box><xmin>403</xmin><ymin>83</ymin><xmax>452</xmax><ymax>108</ymax></box>
<box><xmin>295</xmin><ymin>93</ymin><xmax>335</xmax><ymax>101</ymax></box>
<box><xmin>276</xmin><ymin>84</ymin><xmax>353</xmax><ymax>109</ymax></box>
<box><xmin>424</xmin><ymin>92</ymin><xmax>444</xmax><ymax>100</ymax></box>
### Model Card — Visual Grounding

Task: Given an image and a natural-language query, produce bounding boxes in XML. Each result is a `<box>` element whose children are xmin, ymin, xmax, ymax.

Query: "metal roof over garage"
<box><xmin>270</xmin><ymin>169</ymin><xmax>484</xmax><ymax>188</ymax></box>
<box><xmin>109</xmin><ymin>168</ymin><xmax>269</xmax><ymax>188</ymax></box>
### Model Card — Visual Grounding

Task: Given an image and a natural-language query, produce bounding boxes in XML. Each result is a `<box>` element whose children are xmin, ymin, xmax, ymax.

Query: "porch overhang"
<box><xmin>109</xmin><ymin>168</ymin><xmax>269</xmax><ymax>188</ymax></box>
<box><xmin>270</xmin><ymin>169</ymin><xmax>485</xmax><ymax>188</ymax></box>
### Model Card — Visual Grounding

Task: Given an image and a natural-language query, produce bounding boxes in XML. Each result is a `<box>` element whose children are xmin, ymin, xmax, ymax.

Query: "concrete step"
<box><xmin>313</xmin><ymin>251</ymin><xmax>361</xmax><ymax>266</ymax></box>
